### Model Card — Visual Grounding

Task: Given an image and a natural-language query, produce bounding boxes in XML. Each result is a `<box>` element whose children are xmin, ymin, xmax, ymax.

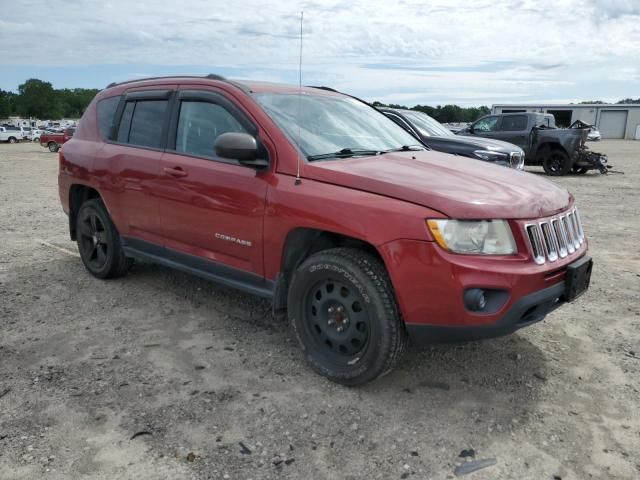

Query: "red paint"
<box><xmin>40</xmin><ymin>128</ymin><xmax>75</xmax><ymax>149</ymax></box>
<box><xmin>59</xmin><ymin>76</ymin><xmax>588</xmax><ymax>330</ymax></box>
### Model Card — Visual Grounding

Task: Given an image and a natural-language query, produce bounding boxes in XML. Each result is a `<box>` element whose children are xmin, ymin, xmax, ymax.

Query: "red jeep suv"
<box><xmin>58</xmin><ymin>75</ymin><xmax>592</xmax><ymax>385</ymax></box>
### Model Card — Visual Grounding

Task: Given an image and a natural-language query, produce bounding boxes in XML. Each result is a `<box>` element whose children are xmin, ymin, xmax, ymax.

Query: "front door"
<box><xmin>155</xmin><ymin>89</ymin><xmax>269</xmax><ymax>276</ymax></box>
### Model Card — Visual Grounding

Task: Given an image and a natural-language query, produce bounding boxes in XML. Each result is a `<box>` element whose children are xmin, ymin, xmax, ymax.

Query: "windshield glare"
<box><xmin>254</xmin><ymin>93</ymin><xmax>422</xmax><ymax>158</ymax></box>
<box><xmin>401</xmin><ymin>111</ymin><xmax>453</xmax><ymax>137</ymax></box>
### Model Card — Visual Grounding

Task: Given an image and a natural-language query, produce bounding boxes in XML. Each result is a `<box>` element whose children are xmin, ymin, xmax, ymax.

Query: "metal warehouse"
<box><xmin>491</xmin><ymin>104</ymin><xmax>640</xmax><ymax>139</ymax></box>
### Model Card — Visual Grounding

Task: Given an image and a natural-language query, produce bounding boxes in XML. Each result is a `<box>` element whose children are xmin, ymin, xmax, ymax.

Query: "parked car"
<box><xmin>58</xmin><ymin>75</ymin><xmax>592</xmax><ymax>385</ymax></box>
<box><xmin>40</xmin><ymin>128</ymin><xmax>75</xmax><ymax>152</ymax></box>
<box><xmin>380</xmin><ymin>108</ymin><xmax>524</xmax><ymax>169</ymax></box>
<box><xmin>587</xmin><ymin>127</ymin><xmax>601</xmax><ymax>141</ymax></box>
<box><xmin>458</xmin><ymin>113</ymin><xmax>608</xmax><ymax>175</ymax></box>
<box><xmin>30</xmin><ymin>128</ymin><xmax>44</xmax><ymax>142</ymax></box>
<box><xmin>0</xmin><ymin>126</ymin><xmax>21</xmax><ymax>143</ymax></box>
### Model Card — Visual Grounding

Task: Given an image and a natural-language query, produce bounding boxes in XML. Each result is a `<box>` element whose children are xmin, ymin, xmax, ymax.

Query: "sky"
<box><xmin>1</xmin><ymin>0</ymin><xmax>639</xmax><ymax>107</ymax></box>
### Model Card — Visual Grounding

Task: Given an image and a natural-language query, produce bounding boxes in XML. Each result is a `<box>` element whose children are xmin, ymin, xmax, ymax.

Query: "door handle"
<box><xmin>163</xmin><ymin>166</ymin><xmax>188</xmax><ymax>178</ymax></box>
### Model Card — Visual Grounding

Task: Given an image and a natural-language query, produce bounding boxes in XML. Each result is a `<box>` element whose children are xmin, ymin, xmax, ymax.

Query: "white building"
<box><xmin>491</xmin><ymin>103</ymin><xmax>640</xmax><ymax>139</ymax></box>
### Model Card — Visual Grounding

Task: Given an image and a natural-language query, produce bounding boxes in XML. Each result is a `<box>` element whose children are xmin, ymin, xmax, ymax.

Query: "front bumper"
<box><xmin>405</xmin><ymin>281</ymin><xmax>564</xmax><ymax>343</ymax></box>
<box><xmin>378</xmin><ymin>238</ymin><xmax>590</xmax><ymax>344</ymax></box>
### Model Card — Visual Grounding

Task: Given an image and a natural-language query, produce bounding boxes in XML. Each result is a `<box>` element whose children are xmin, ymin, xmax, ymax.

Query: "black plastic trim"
<box><xmin>405</xmin><ymin>282</ymin><xmax>567</xmax><ymax>344</ymax></box>
<box><xmin>121</xmin><ymin>236</ymin><xmax>274</xmax><ymax>299</ymax></box>
<box><xmin>125</xmin><ymin>89</ymin><xmax>172</xmax><ymax>101</ymax></box>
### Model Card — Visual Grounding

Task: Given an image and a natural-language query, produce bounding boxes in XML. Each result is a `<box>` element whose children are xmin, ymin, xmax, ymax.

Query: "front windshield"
<box><xmin>254</xmin><ymin>93</ymin><xmax>423</xmax><ymax>159</ymax></box>
<box><xmin>401</xmin><ymin>111</ymin><xmax>453</xmax><ymax>137</ymax></box>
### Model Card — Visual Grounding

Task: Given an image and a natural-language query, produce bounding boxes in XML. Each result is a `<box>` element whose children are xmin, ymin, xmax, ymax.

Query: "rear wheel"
<box><xmin>48</xmin><ymin>142</ymin><xmax>59</xmax><ymax>152</ymax></box>
<box><xmin>288</xmin><ymin>248</ymin><xmax>406</xmax><ymax>385</ymax></box>
<box><xmin>542</xmin><ymin>149</ymin><xmax>571</xmax><ymax>176</ymax></box>
<box><xmin>76</xmin><ymin>199</ymin><xmax>133</xmax><ymax>279</ymax></box>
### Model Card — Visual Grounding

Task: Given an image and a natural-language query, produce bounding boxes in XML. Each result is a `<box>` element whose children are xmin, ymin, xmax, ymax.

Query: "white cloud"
<box><xmin>1</xmin><ymin>0</ymin><xmax>639</xmax><ymax>105</ymax></box>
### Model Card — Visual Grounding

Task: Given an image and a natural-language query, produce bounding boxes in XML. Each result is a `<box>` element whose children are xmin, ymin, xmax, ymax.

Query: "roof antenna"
<box><xmin>295</xmin><ymin>11</ymin><xmax>304</xmax><ymax>186</ymax></box>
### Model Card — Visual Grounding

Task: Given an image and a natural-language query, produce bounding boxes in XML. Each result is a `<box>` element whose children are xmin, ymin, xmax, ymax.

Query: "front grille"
<box><xmin>525</xmin><ymin>208</ymin><xmax>585</xmax><ymax>264</ymax></box>
<box><xmin>509</xmin><ymin>151</ymin><xmax>524</xmax><ymax>170</ymax></box>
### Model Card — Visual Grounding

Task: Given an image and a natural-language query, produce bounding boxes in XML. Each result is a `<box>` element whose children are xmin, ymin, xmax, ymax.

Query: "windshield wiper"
<box><xmin>307</xmin><ymin>148</ymin><xmax>383</xmax><ymax>161</ymax></box>
<box><xmin>382</xmin><ymin>145</ymin><xmax>426</xmax><ymax>153</ymax></box>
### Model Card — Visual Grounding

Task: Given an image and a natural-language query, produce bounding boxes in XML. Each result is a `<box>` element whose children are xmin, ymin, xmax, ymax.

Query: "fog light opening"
<box><xmin>464</xmin><ymin>288</ymin><xmax>487</xmax><ymax>312</ymax></box>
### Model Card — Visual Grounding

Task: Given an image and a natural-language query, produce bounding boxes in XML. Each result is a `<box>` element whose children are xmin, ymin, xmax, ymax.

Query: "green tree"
<box><xmin>17</xmin><ymin>78</ymin><xmax>61</xmax><ymax>118</ymax></box>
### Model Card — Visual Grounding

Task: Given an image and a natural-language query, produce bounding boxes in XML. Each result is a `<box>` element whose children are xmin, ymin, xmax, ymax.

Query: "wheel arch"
<box><xmin>68</xmin><ymin>184</ymin><xmax>103</xmax><ymax>240</ymax></box>
<box><xmin>273</xmin><ymin>228</ymin><xmax>386</xmax><ymax>320</ymax></box>
<box><xmin>535</xmin><ymin>141</ymin><xmax>568</xmax><ymax>161</ymax></box>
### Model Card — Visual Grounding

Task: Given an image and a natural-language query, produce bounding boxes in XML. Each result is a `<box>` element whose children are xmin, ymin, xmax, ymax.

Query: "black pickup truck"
<box><xmin>458</xmin><ymin>112</ymin><xmax>608</xmax><ymax>175</ymax></box>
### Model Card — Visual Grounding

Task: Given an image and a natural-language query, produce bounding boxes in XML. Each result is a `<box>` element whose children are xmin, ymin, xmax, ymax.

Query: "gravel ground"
<box><xmin>0</xmin><ymin>140</ymin><xmax>639</xmax><ymax>480</ymax></box>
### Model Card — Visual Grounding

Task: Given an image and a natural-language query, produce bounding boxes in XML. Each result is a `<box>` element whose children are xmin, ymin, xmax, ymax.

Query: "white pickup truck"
<box><xmin>0</xmin><ymin>126</ymin><xmax>23</xmax><ymax>143</ymax></box>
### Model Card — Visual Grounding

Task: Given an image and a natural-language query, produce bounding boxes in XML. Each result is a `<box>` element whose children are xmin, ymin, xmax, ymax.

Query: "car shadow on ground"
<box><xmin>127</xmin><ymin>260</ymin><xmax>548</xmax><ymax>423</ymax></box>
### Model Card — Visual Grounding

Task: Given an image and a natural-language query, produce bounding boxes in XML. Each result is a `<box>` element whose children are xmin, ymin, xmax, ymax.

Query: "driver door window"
<box><xmin>176</xmin><ymin>101</ymin><xmax>247</xmax><ymax>158</ymax></box>
<box><xmin>474</xmin><ymin>116</ymin><xmax>499</xmax><ymax>133</ymax></box>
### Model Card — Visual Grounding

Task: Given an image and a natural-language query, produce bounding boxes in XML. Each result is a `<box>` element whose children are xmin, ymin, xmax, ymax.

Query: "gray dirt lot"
<box><xmin>0</xmin><ymin>140</ymin><xmax>639</xmax><ymax>480</ymax></box>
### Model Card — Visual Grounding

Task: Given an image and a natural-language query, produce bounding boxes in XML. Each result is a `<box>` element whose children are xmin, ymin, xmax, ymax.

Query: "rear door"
<box><xmin>495</xmin><ymin>114</ymin><xmax>529</xmax><ymax>150</ymax></box>
<box><xmin>98</xmin><ymin>89</ymin><xmax>173</xmax><ymax>246</ymax></box>
<box><xmin>155</xmin><ymin>87</ymin><xmax>269</xmax><ymax>277</ymax></box>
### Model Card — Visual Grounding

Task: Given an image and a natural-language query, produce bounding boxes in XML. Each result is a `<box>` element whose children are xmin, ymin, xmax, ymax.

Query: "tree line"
<box><xmin>0</xmin><ymin>79</ymin><xmax>99</xmax><ymax>120</ymax></box>
<box><xmin>2</xmin><ymin>78</ymin><xmax>638</xmax><ymax>122</ymax></box>
<box><xmin>372</xmin><ymin>101</ymin><xmax>491</xmax><ymax>123</ymax></box>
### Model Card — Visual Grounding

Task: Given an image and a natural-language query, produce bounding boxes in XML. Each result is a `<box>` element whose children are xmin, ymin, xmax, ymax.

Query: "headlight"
<box><xmin>427</xmin><ymin>219</ymin><xmax>517</xmax><ymax>255</ymax></box>
<box><xmin>473</xmin><ymin>150</ymin><xmax>508</xmax><ymax>163</ymax></box>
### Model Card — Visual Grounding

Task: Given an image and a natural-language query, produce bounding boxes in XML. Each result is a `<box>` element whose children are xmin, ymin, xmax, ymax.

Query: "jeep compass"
<box><xmin>58</xmin><ymin>75</ymin><xmax>592</xmax><ymax>385</ymax></box>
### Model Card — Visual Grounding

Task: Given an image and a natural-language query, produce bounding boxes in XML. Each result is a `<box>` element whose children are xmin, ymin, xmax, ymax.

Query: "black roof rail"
<box><xmin>105</xmin><ymin>73</ymin><xmax>251</xmax><ymax>94</ymax></box>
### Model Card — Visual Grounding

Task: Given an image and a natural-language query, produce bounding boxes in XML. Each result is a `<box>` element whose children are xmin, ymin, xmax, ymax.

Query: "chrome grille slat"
<box><xmin>525</xmin><ymin>224</ymin><xmax>545</xmax><ymax>265</ymax></box>
<box><xmin>525</xmin><ymin>208</ymin><xmax>585</xmax><ymax>264</ymax></box>
<box><xmin>540</xmin><ymin>222</ymin><xmax>558</xmax><ymax>262</ymax></box>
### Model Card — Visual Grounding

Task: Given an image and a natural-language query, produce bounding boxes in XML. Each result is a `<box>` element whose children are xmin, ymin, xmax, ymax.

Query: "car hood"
<box><xmin>304</xmin><ymin>150</ymin><xmax>571</xmax><ymax>219</ymax></box>
<box><xmin>433</xmin><ymin>134</ymin><xmax>521</xmax><ymax>151</ymax></box>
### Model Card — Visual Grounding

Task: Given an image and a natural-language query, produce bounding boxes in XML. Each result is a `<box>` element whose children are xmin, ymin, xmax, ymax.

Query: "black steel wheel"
<box><xmin>76</xmin><ymin>198</ymin><xmax>132</xmax><ymax>279</ymax></box>
<box><xmin>288</xmin><ymin>248</ymin><xmax>406</xmax><ymax>385</ymax></box>
<box><xmin>305</xmin><ymin>278</ymin><xmax>370</xmax><ymax>359</ymax></box>
<box><xmin>542</xmin><ymin>149</ymin><xmax>571</xmax><ymax>176</ymax></box>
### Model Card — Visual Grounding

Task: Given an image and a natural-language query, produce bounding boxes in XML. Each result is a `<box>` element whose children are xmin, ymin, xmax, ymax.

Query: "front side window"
<box><xmin>474</xmin><ymin>116</ymin><xmax>499</xmax><ymax>132</ymax></box>
<box><xmin>254</xmin><ymin>93</ymin><xmax>422</xmax><ymax>159</ymax></box>
<box><xmin>116</xmin><ymin>100</ymin><xmax>168</xmax><ymax>148</ymax></box>
<box><xmin>175</xmin><ymin>101</ymin><xmax>247</xmax><ymax>158</ymax></box>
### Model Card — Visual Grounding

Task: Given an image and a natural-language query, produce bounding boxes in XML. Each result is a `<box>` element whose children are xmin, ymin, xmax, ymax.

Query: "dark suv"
<box><xmin>58</xmin><ymin>75</ymin><xmax>592</xmax><ymax>385</ymax></box>
<box><xmin>380</xmin><ymin>108</ymin><xmax>524</xmax><ymax>170</ymax></box>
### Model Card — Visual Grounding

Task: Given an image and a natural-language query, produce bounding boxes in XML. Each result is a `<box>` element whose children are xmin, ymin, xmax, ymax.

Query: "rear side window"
<box><xmin>116</xmin><ymin>99</ymin><xmax>169</xmax><ymax>149</ymax></box>
<box><xmin>97</xmin><ymin>96</ymin><xmax>120</xmax><ymax>140</ymax></box>
<box><xmin>175</xmin><ymin>101</ymin><xmax>246</xmax><ymax>158</ymax></box>
<box><xmin>500</xmin><ymin>115</ymin><xmax>527</xmax><ymax>131</ymax></box>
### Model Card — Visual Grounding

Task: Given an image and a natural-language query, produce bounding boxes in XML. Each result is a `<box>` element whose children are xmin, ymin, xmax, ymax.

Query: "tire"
<box><xmin>288</xmin><ymin>247</ymin><xmax>407</xmax><ymax>386</ymax></box>
<box><xmin>48</xmin><ymin>142</ymin><xmax>59</xmax><ymax>153</ymax></box>
<box><xmin>76</xmin><ymin>198</ymin><xmax>133</xmax><ymax>279</ymax></box>
<box><xmin>542</xmin><ymin>149</ymin><xmax>571</xmax><ymax>176</ymax></box>
<box><xmin>8</xmin><ymin>137</ymin><xmax>17</xmax><ymax>144</ymax></box>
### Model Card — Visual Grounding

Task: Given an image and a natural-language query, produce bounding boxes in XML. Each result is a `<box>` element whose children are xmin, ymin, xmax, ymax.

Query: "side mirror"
<box><xmin>214</xmin><ymin>132</ymin><xmax>268</xmax><ymax>169</ymax></box>
<box><xmin>468</xmin><ymin>125</ymin><xmax>475</xmax><ymax>134</ymax></box>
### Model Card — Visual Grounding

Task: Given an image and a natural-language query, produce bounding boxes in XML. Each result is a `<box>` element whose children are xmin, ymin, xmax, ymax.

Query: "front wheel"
<box><xmin>542</xmin><ymin>149</ymin><xmax>571</xmax><ymax>176</ymax></box>
<box><xmin>8</xmin><ymin>137</ymin><xmax>17</xmax><ymax>144</ymax></box>
<box><xmin>76</xmin><ymin>198</ymin><xmax>133</xmax><ymax>279</ymax></box>
<box><xmin>288</xmin><ymin>248</ymin><xmax>407</xmax><ymax>385</ymax></box>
